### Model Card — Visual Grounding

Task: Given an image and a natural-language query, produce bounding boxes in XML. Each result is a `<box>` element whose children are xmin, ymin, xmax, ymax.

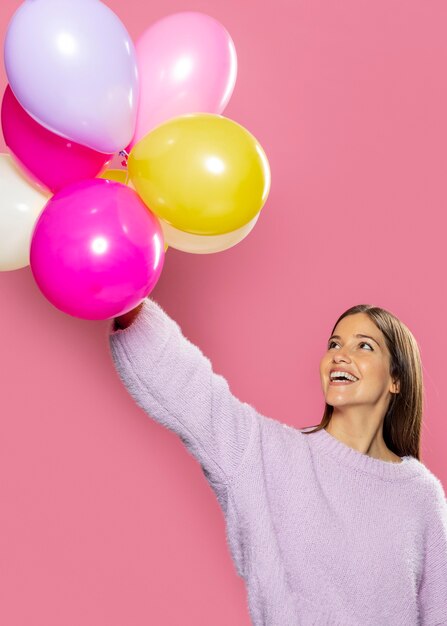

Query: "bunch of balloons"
<box><xmin>0</xmin><ymin>1</ymin><xmax>271</xmax><ymax>320</ymax></box>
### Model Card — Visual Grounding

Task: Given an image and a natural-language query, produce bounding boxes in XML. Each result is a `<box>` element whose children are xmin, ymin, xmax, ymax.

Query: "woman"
<box><xmin>108</xmin><ymin>298</ymin><xmax>447</xmax><ymax>625</ymax></box>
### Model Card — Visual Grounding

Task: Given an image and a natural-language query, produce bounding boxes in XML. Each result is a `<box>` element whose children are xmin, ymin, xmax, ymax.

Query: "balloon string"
<box><xmin>119</xmin><ymin>149</ymin><xmax>129</xmax><ymax>168</ymax></box>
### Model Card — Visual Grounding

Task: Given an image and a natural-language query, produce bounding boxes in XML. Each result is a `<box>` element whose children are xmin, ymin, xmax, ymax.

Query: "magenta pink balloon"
<box><xmin>1</xmin><ymin>86</ymin><xmax>113</xmax><ymax>193</ymax></box>
<box><xmin>128</xmin><ymin>11</ymin><xmax>237</xmax><ymax>149</ymax></box>
<box><xmin>30</xmin><ymin>179</ymin><xmax>165</xmax><ymax>320</ymax></box>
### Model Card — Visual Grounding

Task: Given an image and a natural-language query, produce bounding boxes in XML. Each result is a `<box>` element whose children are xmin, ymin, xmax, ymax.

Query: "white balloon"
<box><xmin>159</xmin><ymin>212</ymin><xmax>260</xmax><ymax>254</ymax></box>
<box><xmin>0</xmin><ymin>154</ymin><xmax>51</xmax><ymax>271</ymax></box>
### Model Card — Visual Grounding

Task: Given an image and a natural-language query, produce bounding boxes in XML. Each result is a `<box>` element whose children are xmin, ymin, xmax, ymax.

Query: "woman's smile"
<box><xmin>329</xmin><ymin>378</ymin><xmax>358</xmax><ymax>386</ymax></box>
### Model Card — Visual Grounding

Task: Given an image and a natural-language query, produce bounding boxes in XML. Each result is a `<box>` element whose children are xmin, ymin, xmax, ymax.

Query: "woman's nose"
<box><xmin>333</xmin><ymin>349</ymin><xmax>351</xmax><ymax>362</ymax></box>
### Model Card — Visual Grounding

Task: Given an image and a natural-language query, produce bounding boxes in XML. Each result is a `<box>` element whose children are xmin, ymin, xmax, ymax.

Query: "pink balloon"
<box><xmin>129</xmin><ymin>11</ymin><xmax>237</xmax><ymax>149</ymax></box>
<box><xmin>1</xmin><ymin>86</ymin><xmax>113</xmax><ymax>193</ymax></box>
<box><xmin>30</xmin><ymin>179</ymin><xmax>165</xmax><ymax>320</ymax></box>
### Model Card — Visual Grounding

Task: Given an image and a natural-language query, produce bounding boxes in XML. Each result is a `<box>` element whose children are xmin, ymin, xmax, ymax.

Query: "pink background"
<box><xmin>1</xmin><ymin>1</ymin><xmax>446</xmax><ymax>625</ymax></box>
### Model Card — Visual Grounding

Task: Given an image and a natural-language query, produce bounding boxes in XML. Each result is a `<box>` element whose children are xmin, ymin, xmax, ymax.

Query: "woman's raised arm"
<box><xmin>108</xmin><ymin>298</ymin><xmax>256</xmax><ymax>486</ymax></box>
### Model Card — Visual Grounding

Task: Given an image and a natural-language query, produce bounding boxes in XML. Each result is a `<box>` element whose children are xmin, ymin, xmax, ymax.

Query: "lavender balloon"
<box><xmin>30</xmin><ymin>179</ymin><xmax>165</xmax><ymax>321</ymax></box>
<box><xmin>4</xmin><ymin>0</ymin><xmax>139</xmax><ymax>154</ymax></box>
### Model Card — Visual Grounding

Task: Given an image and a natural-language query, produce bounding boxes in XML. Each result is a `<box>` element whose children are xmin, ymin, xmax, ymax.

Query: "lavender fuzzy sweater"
<box><xmin>108</xmin><ymin>298</ymin><xmax>447</xmax><ymax>625</ymax></box>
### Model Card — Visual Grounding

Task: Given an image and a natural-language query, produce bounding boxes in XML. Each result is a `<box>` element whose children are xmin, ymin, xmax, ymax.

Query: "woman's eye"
<box><xmin>360</xmin><ymin>342</ymin><xmax>373</xmax><ymax>350</ymax></box>
<box><xmin>328</xmin><ymin>341</ymin><xmax>373</xmax><ymax>351</ymax></box>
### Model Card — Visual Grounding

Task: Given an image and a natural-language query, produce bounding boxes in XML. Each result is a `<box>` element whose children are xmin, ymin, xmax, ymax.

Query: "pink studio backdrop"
<box><xmin>1</xmin><ymin>1</ymin><xmax>446</xmax><ymax>625</ymax></box>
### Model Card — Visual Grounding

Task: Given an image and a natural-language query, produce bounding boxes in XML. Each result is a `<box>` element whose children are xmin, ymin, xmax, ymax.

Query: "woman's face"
<box><xmin>319</xmin><ymin>312</ymin><xmax>399</xmax><ymax>411</ymax></box>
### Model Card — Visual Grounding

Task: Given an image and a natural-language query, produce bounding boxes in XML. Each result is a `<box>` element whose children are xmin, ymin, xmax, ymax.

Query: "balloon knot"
<box><xmin>119</xmin><ymin>150</ymin><xmax>129</xmax><ymax>168</ymax></box>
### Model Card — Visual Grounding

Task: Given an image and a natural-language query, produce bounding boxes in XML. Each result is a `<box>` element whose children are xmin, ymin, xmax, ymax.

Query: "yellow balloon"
<box><xmin>128</xmin><ymin>113</ymin><xmax>271</xmax><ymax>236</ymax></box>
<box><xmin>99</xmin><ymin>168</ymin><xmax>128</xmax><ymax>184</ymax></box>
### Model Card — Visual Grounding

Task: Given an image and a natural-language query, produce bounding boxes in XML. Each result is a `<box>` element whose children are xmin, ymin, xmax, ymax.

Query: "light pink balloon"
<box><xmin>129</xmin><ymin>11</ymin><xmax>237</xmax><ymax>149</ymax></box>
<box><xmin>30</xmin><ymin>179</ymin><xmax>165</xmax><ymax>321</ymax></box>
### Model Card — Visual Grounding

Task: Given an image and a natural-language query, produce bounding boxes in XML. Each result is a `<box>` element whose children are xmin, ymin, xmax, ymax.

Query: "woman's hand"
<box><xmin>114</xmin><ymin>301</ymin><xmax>144</xmax><ymax>330</ymax></box>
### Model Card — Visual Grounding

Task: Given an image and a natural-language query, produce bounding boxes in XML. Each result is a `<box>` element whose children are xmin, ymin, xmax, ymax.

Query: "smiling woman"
<box><xmin>108</xmin><ymin>297</ymin><xmax>446</xmax><ymax>624</ymax></box>
<box><xmin>301</xmin><ymin>303</ymin><xmax>423</xmax><ymax>463</ymax></box>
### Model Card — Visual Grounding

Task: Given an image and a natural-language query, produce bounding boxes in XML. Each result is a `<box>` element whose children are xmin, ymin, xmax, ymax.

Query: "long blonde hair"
<box><xmin>301</xmin><ymin>304</ymin><xmax>423</xmax><ymax>461</ymax></box>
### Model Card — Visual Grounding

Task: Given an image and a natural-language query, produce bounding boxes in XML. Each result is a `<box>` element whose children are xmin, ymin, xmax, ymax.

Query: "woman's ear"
<box><xmin>391</xmin><ymin>378</ymin><xmax>400</xmax><ymax>394</ymax></box>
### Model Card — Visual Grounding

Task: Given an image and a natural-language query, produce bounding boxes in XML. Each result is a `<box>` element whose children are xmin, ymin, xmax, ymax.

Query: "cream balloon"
<box><xmin>0</xmin><ymin>154</ymin><xmax>51</xmax><ymax>271</ymax></box>
<box><xmin>159</xmin><ymin>211</ymin><xmax>260</xmax><ymax>254</ymax></box>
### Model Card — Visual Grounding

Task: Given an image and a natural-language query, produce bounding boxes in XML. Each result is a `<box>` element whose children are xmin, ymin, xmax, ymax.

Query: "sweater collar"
<box><xmin>302</xmin><ymin>426</ymin><xmax>423</xmax><ymax>480</ymax></box>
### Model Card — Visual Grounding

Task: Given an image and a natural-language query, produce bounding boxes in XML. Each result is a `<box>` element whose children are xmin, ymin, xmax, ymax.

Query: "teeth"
<box><xmin>330</xmin><ymin>371</ymin><xmax>358</xmax><ymax>382</ymax></box>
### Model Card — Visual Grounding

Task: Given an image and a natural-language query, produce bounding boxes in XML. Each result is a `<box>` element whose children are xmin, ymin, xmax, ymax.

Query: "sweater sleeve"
<box><xmin>107</xmin><ymin>297</ymin><xmax>256</xmax><ymax>486</ymax></box>
<box><xmin>418</xmin><ymin>476</ymin><xmax>447</xmax><ymax>625</ymax></box>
